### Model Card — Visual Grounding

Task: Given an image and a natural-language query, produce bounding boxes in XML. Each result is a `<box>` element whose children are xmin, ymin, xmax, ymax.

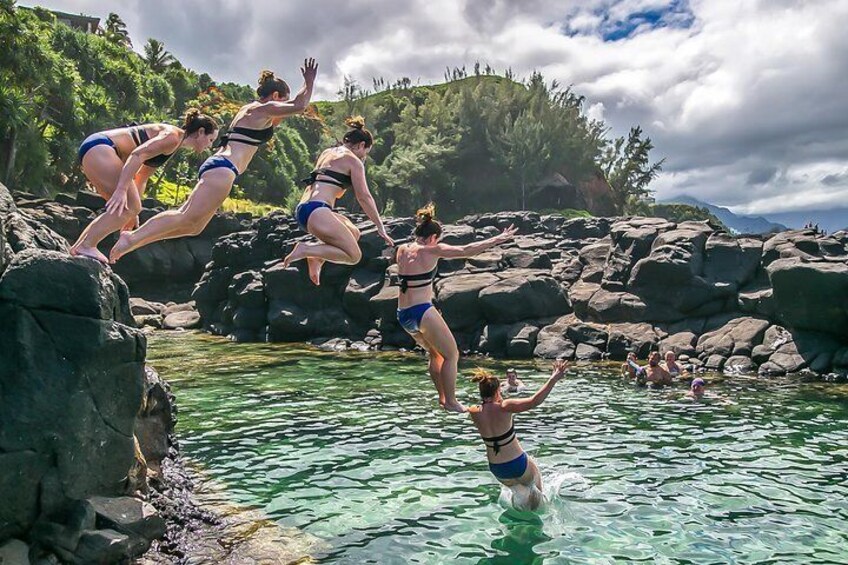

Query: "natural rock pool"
<box><xmin>148</xmin><ymin>332</ymin><xmax>848</xmax><ymax>564</ymax></box>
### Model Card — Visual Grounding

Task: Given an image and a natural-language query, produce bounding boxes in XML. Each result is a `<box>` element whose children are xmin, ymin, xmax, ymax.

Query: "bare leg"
<box><xmin>283</xmin><ymin>208</ymin><xmax>361</xmax><ymax>285</ymax></box>
<box><xmin>71</xmin><ymin>147</ymin><xmax>136</xmax><ymax>263</ymax></box>
<box><xmin>418</xmin><ymin>308</ymin><xmax>465</xmax><ymax>413</ymax></box>
<box><xmin>412</xmin><ymin>332</ymin><xmax>445</xmax><ymax>406</ymax></box>
<box><xmin>110</xmin><ymin>169</ymin><xmax>233</xmax><ymax>262</ymax></box>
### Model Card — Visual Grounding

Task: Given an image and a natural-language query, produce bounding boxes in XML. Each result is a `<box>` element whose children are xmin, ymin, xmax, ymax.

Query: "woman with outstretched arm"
<box><xmin>468</xmin><ymin>360</ymin><xmax>569</xmax><ymax>511</ymax></box>
<box><xmin>108</xmin><ymin>59</ymin><xmax>317</xmax><ymax>263</ymax></box>
<box><xmin>395</xmin><ymin>204</ymin><xmax>517</xmax><ymax>413</ymax></box>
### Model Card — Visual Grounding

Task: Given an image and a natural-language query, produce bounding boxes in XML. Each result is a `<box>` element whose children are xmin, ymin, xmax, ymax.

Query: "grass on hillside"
<box><xmin>540</xmin><ymin>208</ymin><xmax>594</xmax><ymax>219</ymax></box>
<box><xmin>149</xmin><ymin>179</ymin><xmax>282</xmax><ymax>217</ymax></box>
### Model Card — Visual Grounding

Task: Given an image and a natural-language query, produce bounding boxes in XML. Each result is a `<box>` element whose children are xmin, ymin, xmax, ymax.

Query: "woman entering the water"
<box><xmin>283</xmin><ymin>116</ymin><xmax>394</xmax><ymax>285</ymax></box>
<box><xmin>468</xmin><ymin>360</ymin><xmax>568</xmax><ymax>511</ymax></box>
<box><xmin>395</xmin><ymin>204</ymin><xmax>516</xmax><ymax>413</ymax></box>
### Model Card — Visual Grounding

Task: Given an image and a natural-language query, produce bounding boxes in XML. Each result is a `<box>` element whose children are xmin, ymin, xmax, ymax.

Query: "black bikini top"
<box><xmin>397</xmin><ymin>267</ymin><xmax>437</xmax><ymax>293</ymax></box>
<box><xmin>220</xmin><ymin>125</ymin><xmax>275</xmax><ymax>147</ymax></box>
<box><xmin>480</xmin><ymin>405</ymin><xmax>516</xmax><ymax>454</ymax></box>
<box><xmin>301</xmin><ymin>167</ymin><xmax>353</xmax><ymax>189</ymax></box>
<box><xmin>129</xmin><ymin>125</ymin><xmax>177</xmax><ymax>168</ymax></box>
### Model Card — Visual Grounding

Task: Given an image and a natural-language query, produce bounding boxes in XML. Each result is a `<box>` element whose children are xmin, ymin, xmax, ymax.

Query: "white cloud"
<box><xmin>24</xmin><ymin>0</ymin><xmax>848</xmax><ymax>214</ymax></box>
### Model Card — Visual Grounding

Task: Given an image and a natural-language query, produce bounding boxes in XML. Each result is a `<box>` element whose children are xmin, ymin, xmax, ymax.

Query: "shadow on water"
<box><xmin>478</xmin><ymin>509</ymin><xmax>549</xmax><ymax>565</ymax></box>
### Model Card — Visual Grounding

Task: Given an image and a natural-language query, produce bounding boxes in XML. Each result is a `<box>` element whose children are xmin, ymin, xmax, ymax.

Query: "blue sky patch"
<box><xmin>565</xmin><ymin>0</ymin><xmax>695</xmax><ymax>41</ymax></box>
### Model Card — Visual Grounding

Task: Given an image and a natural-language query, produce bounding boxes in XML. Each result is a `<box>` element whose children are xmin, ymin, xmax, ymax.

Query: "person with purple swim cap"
<box><xmin>688</xmin><ymin>377</ymin><xmax>706</xmax><ymax>400</ymax></box>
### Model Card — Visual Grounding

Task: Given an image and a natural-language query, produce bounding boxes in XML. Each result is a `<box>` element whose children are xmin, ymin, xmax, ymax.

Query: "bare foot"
<box><xmin>70</xmin><ymin>245</ymin><xmax>108</xmax><ymax>264</ymax></box>
<box><xmin>109</xmin><ymin>231</ymin><xmax>133</xmax><ymax>264</ymax></box>
<box><xmin>306</xmin><ymin>257</ymin><xmax>324</xmax><ymax>286</ymax></box>
<box><xmin>441</xmin><ymin>400</ymin><xmax>467</xmax><ymax>413</ymax></box>
<box><xmin>282</xmin><ymin>242</ymin><xmax>306</xmax><ymax>269</ymax></box>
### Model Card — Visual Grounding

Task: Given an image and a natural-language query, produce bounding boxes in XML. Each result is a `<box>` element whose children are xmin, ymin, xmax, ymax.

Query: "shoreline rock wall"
<box><xmin>1</xmin><ymin>182</ymin><xmax>177</xmax><ymax>562</ymax></box>
<box><xmin>194</xmin><ymin>211</ymin><xmax>848</xmax><ymax>377</ymax></box>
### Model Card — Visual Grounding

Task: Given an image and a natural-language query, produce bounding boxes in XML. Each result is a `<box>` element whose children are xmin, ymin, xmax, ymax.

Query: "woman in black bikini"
<box><xmin>395</xmin><ymin>204</ymin><xmax>516</xmax><ymax>413</ymax></box>
<box><xmin>70</xmin><ymin>109</ymin><xmax>218</xmax><ymax>262</ymax></box>
<box><xmin>468</xmin><ymin>360</ymin><xmax>568</xmax><ymax>510</ymax></box>
<box><xmin>283</xmin><ymin>116</ymin><xmax>393</xmax><ymax>285</ymax></box>
<box><xmin>108</xmin><ymin>60</ymin><xmax>317</xmax><ymax>263</ymax></box>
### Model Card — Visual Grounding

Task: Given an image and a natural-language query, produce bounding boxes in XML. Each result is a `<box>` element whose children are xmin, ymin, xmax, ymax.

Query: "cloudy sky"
<box><xmin>27</xmin><ymin>0</ymin><xmax>848</xmax><ymax>216</ymax></box>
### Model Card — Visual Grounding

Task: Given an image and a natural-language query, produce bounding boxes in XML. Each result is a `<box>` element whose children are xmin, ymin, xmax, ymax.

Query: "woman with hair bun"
<box><xmin>468</xmin><ymin>360</ymin><xmax>568</xmax><ymax>510</ymax></box>
<box><xmin>283</xmin><ymin>115</ymin><xmax>394</xmax><ymax>285</ymax></box>
<box><xmin>395</xmin><ymin>204</ymin><xmax>517</xmax><ymax>413</ymax></box>
<box><xmin>108</xmin><ymin>59</ymin><xmax>317</xmax><ymax>263</ymax></box>
<box><xmin>70</xmin><ymin>108</ymin><xmax>219</xmax><ymax>262</ymax></box>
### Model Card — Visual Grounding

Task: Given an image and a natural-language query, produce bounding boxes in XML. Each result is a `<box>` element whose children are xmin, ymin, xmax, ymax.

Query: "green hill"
<box><xmin>1</xmin><ymin>4</ymin><xmax>663</xmax><ymax>219</ymax></box>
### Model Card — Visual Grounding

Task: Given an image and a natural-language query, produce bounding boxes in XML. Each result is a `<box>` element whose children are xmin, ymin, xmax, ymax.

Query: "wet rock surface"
<box><xmin>192</xmin><ymin>209</ymin><xmax>847</xmax><ymax>376</ymax></box>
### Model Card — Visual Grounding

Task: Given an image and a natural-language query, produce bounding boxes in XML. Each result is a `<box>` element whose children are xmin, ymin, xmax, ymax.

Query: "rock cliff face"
<box><xmin>12</xmin><ymin>190</ymin><xmax>246</xmax><ymax>295</ymax></box>
<box><xmin>194</xmin><ymin>210</ymin><xmax>848</xmax><ymax>377</ymax></box>
<box><xmin>0</xmin><ymin>182</ymin><xmax>173</xmax><ymax>562</ymax></box>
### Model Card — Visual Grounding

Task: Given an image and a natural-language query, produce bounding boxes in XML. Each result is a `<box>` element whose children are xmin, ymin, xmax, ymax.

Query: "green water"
<box><xmin>148</xmin><ymin>332</ymin><xmax>848</xmax><ymax>564</ymax></box>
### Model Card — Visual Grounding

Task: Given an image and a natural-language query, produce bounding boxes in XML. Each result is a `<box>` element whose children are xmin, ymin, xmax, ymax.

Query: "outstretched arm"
<box><xmin>501</xmin><ymin>360</ymin><xmax>567</xmax><ymax>413</ymax></box>
<box><xmin>350</xmin><ymin>159</ymin><xmax>393</xmax><ymax>246</ymax></box>
<box><xmin>261</xmin><ymin>58</ymin><xmax>317</xmax><ymax>118</ymax></box>
<box><xmin>106</xmin><ymin>132</ymin><xmax>179</xmax><ymax>215</ymax></box>
<box><xmin>433</xmin><ymin>225</ymin><xmax>517</xmax><ymax>259</ymax></box>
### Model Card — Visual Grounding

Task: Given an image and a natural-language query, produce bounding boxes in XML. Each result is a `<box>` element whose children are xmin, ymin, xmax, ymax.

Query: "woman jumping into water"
<box><xmin>396</xmin><ymin>204</ymin><xmax>517</xmax><ymax>413</ymax></box>
<box><xmin>283</xmin><ymin>116</ymin><xmax>393</xmax><ymax>285</ymax></box>
<box><xmin>109</xmin><ymin>60</ymin><xmax>317</xmax><ymax>263</ymax></box>
<box><xmin>70</xmin><ymin>109</ymin><xmax>219</xmax><ymax>262</ymax></box>
<box><xmin>469</xmin><ymin>360</ymin><xmax>568</xmax><ymax>511</ymax></box>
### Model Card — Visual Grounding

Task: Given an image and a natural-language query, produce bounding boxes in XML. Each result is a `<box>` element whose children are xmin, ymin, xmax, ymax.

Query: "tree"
<box><xmin>143</xmin><ymin>38</ymin><xmax>175</xmax><ymax>72</ymax></box>
<box><xmin>101</xmin><ymin>13</ymin><xmax>131</xmax><ymax>47</ymax></box>
<box><xmin>601</xmin><ymin>126</ymin><xmax>665</xmax><ymax>213</ymax></box>
<box><xmin>491</xmin><ymin>110</ymin><xmax>551</xmax><ymax>210</ymax></box>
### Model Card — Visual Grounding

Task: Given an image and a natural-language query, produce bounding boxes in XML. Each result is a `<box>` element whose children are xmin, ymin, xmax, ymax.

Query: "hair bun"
<box><xmin>416</xmin><ymin>203</ymin><xmax>436</xmax><ymax>225</ymax></box>
<box><xmin>470</xmin><ymin>368</ymin><xmax>492</xmax><ymax>382</ymax></box>
<box><xmin>182</xmin><ymin>107</ymin><xmax>200</xmax><ymax>128</ymax></box>
<box><xmin>344</xmin><ymin>115</ymin><xmax>366</xmax><ymax>130</ymax></box>
<box><xmin>259</xmin><ymin>70</ymin><xmax>275</xmax><ymax>85</ymax></box>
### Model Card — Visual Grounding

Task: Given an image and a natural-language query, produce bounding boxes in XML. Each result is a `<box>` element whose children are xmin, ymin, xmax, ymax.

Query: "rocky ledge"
<box><xmin>193</xmin><ymin>211</ymin><xmax>848</xmax><ymax>378</ymax></box>
<box><xmin>0</xmin><ymin>181</ymin><xmax>196</xmax><ymax>563</ymax></box>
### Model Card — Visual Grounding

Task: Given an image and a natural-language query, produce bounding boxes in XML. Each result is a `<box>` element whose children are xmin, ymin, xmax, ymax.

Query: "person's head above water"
<box><xmin>665</xmin><ymin>351</ymin><xmax>677</xmax><ymax>363</ymax></box>
<box><xmin>648</xmin><ymin>351</ymin><xmax>661</xmax><ymax>367</ymax></box>
<box><xmin>471</xmin><ymin>368</ymin><xmax>500</xmax><ymax>401</ymax></box>
<box><xmin>342</xmin><ymin>115</ymin><xmax>374</xmax><ymax>160</ymax></box>
<box><xmin>414</xmin><ymin>203</ymin><xmax>443</xmax><ymax>243</ymax></box>
<box><xmin>691</xmin><ymin>377</ymin><xmax>705</xmax><ymax>392</ymax></box>
<box><xmin>181</xmin><ymin>108</ymin><xmax>219</xmax><ymax>152</ymax></box>
<box><xmin>506</xmin><ymin>368</ymin><xmax>518</xmax><ymax>383</ymax></box>
<box><xmin>257</xmin><ymin>69</ymin><xmax>290</xmax><ymax>101</ymax></box>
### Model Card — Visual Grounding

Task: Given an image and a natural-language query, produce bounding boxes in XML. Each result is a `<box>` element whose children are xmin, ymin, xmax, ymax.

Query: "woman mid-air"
<box><xmin>468</xmin><ymin>360</ymin><xmax>568</xmax><ymax>511</ymax></box>
<box><xmin>395</xmin><ymin>204</ymin><xmax>517</xmax><ymax>413</ymax></box>
<box><xmin>283</xmin><ymin>116</ymin><xmax>394</xmax><ymax>285</ymax></box>
<box><xmin>108</xmin><ymin>60</ymin><xmax>317</xmax><ymax>263</ymax></box>
<box><xmin>70</xmin><ymin>109</ymin><xmax>219</xmax><ymax>262</ymax></box>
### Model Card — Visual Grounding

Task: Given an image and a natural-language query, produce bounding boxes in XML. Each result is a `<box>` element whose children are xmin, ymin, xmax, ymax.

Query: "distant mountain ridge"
<box><xmin>661</xmin><ymin>195</ymin><xmax>787</xmax><ymax>234</ymax></box>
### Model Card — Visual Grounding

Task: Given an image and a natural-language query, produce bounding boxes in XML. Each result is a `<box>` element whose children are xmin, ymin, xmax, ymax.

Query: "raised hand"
<box><xmin>495</xmin><ymin>224</ymin><xmax>518</xmax><ymax>244</ymax></box>
<box><xmin>301</xmin><ymin>57</ymin><xmax>318</xmax><ymax>84</ymax></box>
<box><xmin>551</xmin><ymin>359</ymin><xmax>569</xmax><ymax>381</ymax></box>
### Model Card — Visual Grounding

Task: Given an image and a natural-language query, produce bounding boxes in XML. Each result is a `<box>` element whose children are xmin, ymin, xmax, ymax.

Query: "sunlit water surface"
<box><xmin>148</xmin><ymin>332</ymin><xmax>848</xmax><ymax>564</ymax></box>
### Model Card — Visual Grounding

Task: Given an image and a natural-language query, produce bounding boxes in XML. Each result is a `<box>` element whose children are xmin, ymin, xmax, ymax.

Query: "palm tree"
<box><xmin>143</xmin><ymin>38</ymin><xmax>175</xmax><ymax>72</ymax></box>
<box><xmin>101</xmin><ymin>13</ymin><xmax>131</xmax><ymax>47</ymax></box>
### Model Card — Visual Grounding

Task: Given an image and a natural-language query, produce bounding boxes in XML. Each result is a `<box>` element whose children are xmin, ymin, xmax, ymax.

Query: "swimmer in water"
<box><xmin>501</xmin><ymin>368</ymin><xmax>525</xmax><ymax>394</ymax></box>
<box><xmin>687</xmin><ymin>377</ymin><xmax>706</xmax><ymax>400</ymax></box>
<box><xmin>468</xmin><ymin>360</ymin><xmax>569</xmax><ymax>511</ymax></box>
<box><xmin>662</xmin><ymin>351</ymin><xmax>686</xmax><ymax>378</ymax></box>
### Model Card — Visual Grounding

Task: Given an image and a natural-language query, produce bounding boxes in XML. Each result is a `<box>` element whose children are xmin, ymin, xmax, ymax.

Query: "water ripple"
<box><xmin>148</xmin><ymin>333</ymin><xmax>848</xmax><ymax>564</ymax></box>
